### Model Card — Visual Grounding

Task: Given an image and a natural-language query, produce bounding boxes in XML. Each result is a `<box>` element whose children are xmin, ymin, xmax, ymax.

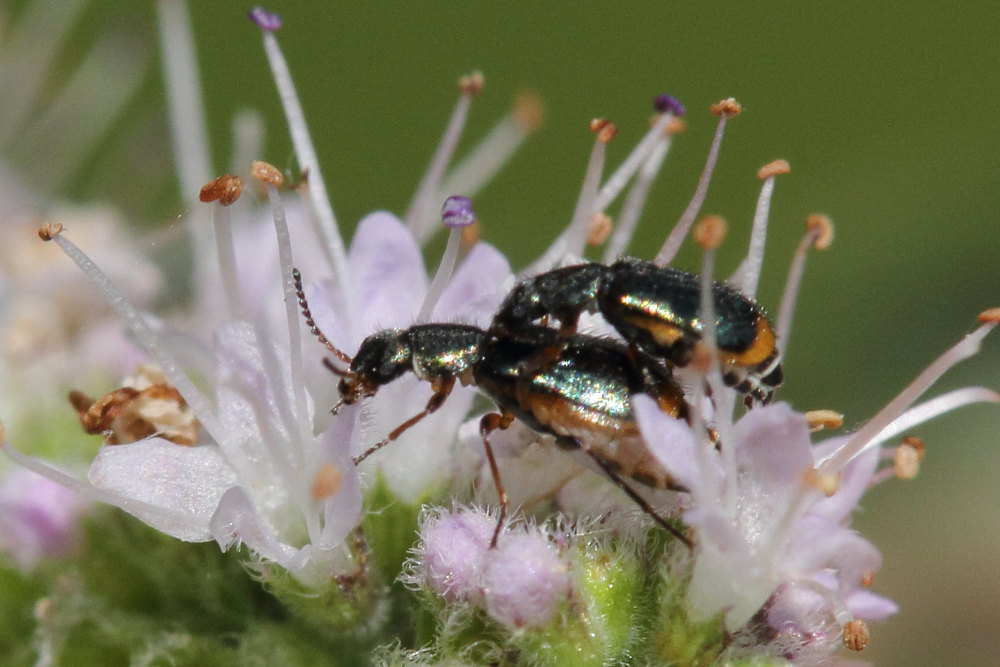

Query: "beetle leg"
<box><xmin>480</xmin><ymin>409</ymin><xmax>516</xmax><ymax>548</ymax></box>
<box><xmin>352</xmin><ymin>376</ymin><xmax>456</xmax><ymax>465</ymax></box>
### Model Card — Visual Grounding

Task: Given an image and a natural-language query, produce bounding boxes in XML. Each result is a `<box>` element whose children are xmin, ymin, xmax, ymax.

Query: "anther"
<box><xmin>894</xmin><ymin>435</ymin><xmax>925</xmax><ymax>479</ymax></box>
<box><xmin>710</xmin><ymin>97</ymin><xmax>743</xmax><ymax>118</ymax></box>
<box><xmin>586</xmin><ymin>212</ymin><xmax>613</xmax><ymax>246</ymax></box>
<box><xmin>842</xmin><ymin>619</ymin><xmax>870</xmax><ymax>652</ymax></box>
<box><xmin>440</xmin><ymin>195</ymin><xmax>477</xmax><ymax>228</ymax></box>
<box><xmin>513</xmin><ymin>91</ymin><xmax>544</xmax><ymax>131</ymax></box>
<box><xmin>803</xmin><ymin>467</ymin><xmax>840</xmax><ymax>497</ymax></box>
<box><xmin>247</xmin><ymin>7</ymin><xmax>282</xmax><ymax>32</ymax></box>
<box><xmin>977</xmin><ymin>307</ymin><xmax>1000</xmax><ymax>324</ymax></box>
<box><xmin>199</xmin><ymin>174</ymin><xmax>244</xmax><ymax>206</ymax></box>
<box><xmin>590</xmin><ymin>119</ymin><xmax>618</xmax><ymax>144</ymax></box>
<box><xmin>861</xmin><ymin>571</ymin><xmax>876</xmax><ymax>588</ymax></box>
<box><xmin>664</xmin><ymin>117</ymin><xmax>687</xmax><ymax>136</ymax></box>
<box><xmin>805</xmin><ymin>409</ymin><xmax>844</xmax><ymax>432</ymax></box>
<box><xmin>806</xmin><ymin>213</ymin><xmax>834</xmax><ymax>250</ymax></box>
<box><xmin>757</xmin><ymin>159</ymin><xmax>790</xmax><ymax>180</ymax></box>
<box><xmin>460</xmin><ymin>221</ymin><xmax>481</xmax><ymax>250</ymax></box>
<box><xmin>311</xmin><ymin>463</ymin><xmax>344</xmax><ymax>500</ymax></box>
<box><xmin>37</xmin><ymin>222</ymin><xmax>64</xmax><ymax>241</ymax></box>
<box><xmin>458</xmin><ymin>71</ymin><xmax>485</xmax><ymax>97</ymax></box>
<box><xmin>694</xmin><ymin>214</ymin><xmax>727</xmax><ymax>250</ymax></box>
<box><xmin>250</xmin><ymin>160</ymin><xmax>285</xmax><ymax>187</ymax></box>
<box><xmin>653</xmin><ymin>93</ymin><xmax>686</xmax><ymax>116</ymax></box>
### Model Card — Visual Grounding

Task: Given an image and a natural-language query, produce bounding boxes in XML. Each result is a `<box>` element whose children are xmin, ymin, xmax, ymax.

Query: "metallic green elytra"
<box><xmin>490</xmin><ymin>257</ymin><xmax>783</xmax><ymax>402</ymax></box>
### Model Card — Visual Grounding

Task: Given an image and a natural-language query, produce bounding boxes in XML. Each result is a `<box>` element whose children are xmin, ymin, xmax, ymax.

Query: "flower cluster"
<box><xmin>2</xmin><ymin>3</ymin><xmax>997</xmax><ymax>665</ymax></box>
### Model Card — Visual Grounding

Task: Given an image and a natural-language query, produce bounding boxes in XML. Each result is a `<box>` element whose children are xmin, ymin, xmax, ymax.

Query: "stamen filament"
<box><xmin>603</xmin><ymin>132</ymin><xmax>674</xmax><ymax>262</ymax></box>
<box><xmin>867</xmin><ymin>386</ymin><xmax>1000</xmax><ymax>448</ymax></box>
<box><xmin>593</xmin><ymin>111</ymin><xmax>673</xmax><ymax>213</ymax></box>
<box><xmin>736</xmin><ymin>160</ymin><xmax>789</xmax><ymax>298</ymax></box>
<box><xmin>418</xmin><ymin>228</ymin><xmax>463</xmax><ymax>322</ymax></box>
<box><xmin>776</xmin><ymin>216</ymin><xmax>832</xmax><ymax>345</ymax></box>
<box><xmin>406</xmin><ymin>79</ymin><xmax>477</xmax><ymax>238</ymax></box>
<box><xmin>654</xmin><ymin>106</ymin><xmax>734</xmax><ymax>266</ymax></box>
<box><xmin>211</xmin><ymin>203</ymin><xmax>245</xmax><ymax>320</ymax></box>
<box><xmin>259</xmin><ymin>29</ymin><xmax>349</xmax><ymax>290</ymax></box>
<box><xmin>818</xmin><ymin>320</ymin><xmax>998</xmax><ymax>472</ymax></box>
<box><xmin>46</xmin><ymin>231</ymin><xmax>225</xmax><ymax>444</ymax></box>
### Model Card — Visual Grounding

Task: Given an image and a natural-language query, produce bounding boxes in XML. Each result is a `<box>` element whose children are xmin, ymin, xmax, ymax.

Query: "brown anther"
<box><xmin>458</xmin><ymin>71</ymin><xmax>485</xmax><ymax>97</ymax></box>
<box><xmin>665</xmin><ymin>117</ymin><xmax>687</xmax><ymax>136</ymax></box>
<box><xmin>589</xmin><ymin>119</ymin><xmax>618</xmax><ymax>143</ymax></box>
<box><xmin>757</xmin><ymin>159</ymin><xmax>791</xmax><ymax>180</ymax></box>
<box><xmin>860</xmin><ymin>571</ymin><xmax>876</xmax><ymax>588</ymax></box>
<box><xmin>199</xmin><ymin>174</ymin><xmax>244</xmax><ymax>206</ymax></box>
<box><xmin>250</xmin><ymin>160</ymin><xmax>285</xmax><ymax>187</ymax></box>
<box><xmin>710</xmin><ymin>98</ymin><xmax>743</xmax><ymax>117</ymax></box>
<box><xmin>586</xmin><ymin>213</ymin><xmax>613</xmax><ymax>246</ymax></box>
<box><xmin>803</xmin><ymin>467</ymin><xmax>840</xmax><ymax>497</ymax></box>
<box><xmin>900</xmin><ymin>435</ymin><xmax>926</xmax><ymax>459</ymax></box>
<box><xmin>977</xmin><ymin>307</ymin><xmax>1000</xmax><ymax>324</ymax></box>
<box><xmin>311</xmin><ymin>463</ymin><xmax>344</xmax><ymax>500</ymax></box>
<box><xmin>806</xmin><ymin>213</ymin><xmax>834</xmax><ymax>250</ymax></box>
<box><xmin>842</xmin><ymin>619</ymin><xmax>870</xmax><ymax>652</ymax></box>
<box><xmin>460</xmin><ymin>220</ymin><xmax>481</xmax><ymax>250</ymax></box>
<box><xmin>513</xmin><ymin>91</ymin><xmax>544</xmax><ymax>132</ymax></box>
<box><xmin>37</xmin><ymin>222</ymin><xmax>64</xmax><ymax>241</ymax></box>
<box><xmin>894</xmin><ymin>437</ymin><xmax>924</xmax><ymax>480</ymax></box>
<box><xmin>694</xmin><ymin>214</ymin><xmax>727</xmax><ymax>250</ymax></box>
<box><xmin>805</xmin><ymin>409</ymin><xmax>844</xmax><ymax>432</ymax></box>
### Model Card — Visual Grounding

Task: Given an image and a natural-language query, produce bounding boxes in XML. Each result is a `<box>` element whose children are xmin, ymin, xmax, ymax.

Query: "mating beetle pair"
<box><xmin>296</xmin><ymin>257</ymin><xmax>782</xmax><ymax>546</ymax></box>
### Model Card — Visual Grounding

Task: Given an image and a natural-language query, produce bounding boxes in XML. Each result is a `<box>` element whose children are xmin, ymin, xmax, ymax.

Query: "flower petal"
<box><xmin>88</xmin><ymin>439</ymin><xmax>238</xmax><ymax>541</ymax></box>
<box><xmin>432</xmin><ymin>241</ymin><xmax>512</xmax><ymax>326</ymax></box>
<box><xmin>633</xmin><ymin>394</ymin><xmax>703</xmax><ymax>492</ymax></box>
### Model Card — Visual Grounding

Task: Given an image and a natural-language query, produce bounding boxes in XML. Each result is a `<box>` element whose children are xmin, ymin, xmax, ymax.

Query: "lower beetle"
<box><xmin>294</xmin><ymin>269</ymin><xmax>692</xmax><ymax>547</ymax></box>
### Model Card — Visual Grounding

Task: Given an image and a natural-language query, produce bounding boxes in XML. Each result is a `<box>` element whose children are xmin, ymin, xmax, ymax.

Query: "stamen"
<box><xmin>602</xmin><ymin>116</ymin><xmax>681</xmax><ymax>262</ymax></box>
<box><xmin>655</xmin><ymin>98</ymin><xmax>741</xmax><ymax>266</ymax></box>
<box><xmin>200</xmin><ymin>175</ymin><xmax>245</xmax><ymax>320</ymax></box>
<box><xmin>429</xmin><ymin>92</ymin><xmax>543</xmax><ymax>244</ymax></box>
<box><xmin>252</xmin><ymin>10</ymin><xmax>349</xmax><ymax>291</ymax></box>
<box><xmin>893</xmin><ymin>436</ymin><xmax>924</xmax><ymax>479</ymax></box>
<box><xmin>523</xmin><ymin>121</ymin><xmax>615</xmax><ymax>276</ymax></box>
<box><xmin>230</xmin><ymin>110</ymin><xmax>265</xmax><ymax>174</ymax></box>
<box><xmin>37</xmin><ymin>225</ymin><xmax>225</xmax><ymax>444</ymax></box>
<box><xmin>251</xmin><ymin>162</ymin><xmax>311</xmax><ymax>440</ymax></box>
<box><xmin>593</xmin><ymin>96</ymin><xmax>681</xmax><ymax>213</ymax></box>
<box><xmin>735</xmin><ymin>159</ymin><xmax>791</xmax><ymax>297</ymax></box>
<box><xmin>405</xmin><ymin>72</ymin><xmax>482</xmax><ymax>238</ymax></box>
<box><xmin>805</xmin><ymin>409</ymin><xmax>844</xmax><ymax>432</ymax></box>
<box><xmin>156</xmin><ymin>0</ymin><xmax>213</xmax><ymax>196</ymax></box>
<box><xmin>803</xmin><ymin>467</ymin><xmax>840</xmax><ymax>496</ymax></box>
<box><xmin>818</xmin><ymin>313</ymin><xmax>999</xmax><ymax>473</ymax></box>
<box><xmin>842</xmin><ymin>619</ymin><xmax>870</xmax><ymax>652</ymax></box>
<box><xmin>867</xmin><ymin>386</ymin><xmax>1000</xmax><ymax>447</ymax></box>
<box><xmin>418</xmin><ymin>196</ymin><xmax>478</xmax><ymax>321</ymax></box>
<box><xmin>586</xmin><ymin>213</ymin><xmax>613</xmax><ymax>247</ymax></box>
<box><xmin>776</xmin><ymin>214</ymin><xmax>834</xmax><ymax>345</ymax></box>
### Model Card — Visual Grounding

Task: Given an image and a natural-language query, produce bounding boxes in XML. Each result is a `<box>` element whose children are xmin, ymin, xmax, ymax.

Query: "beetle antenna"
<box><xmin>293</xmin><ymin>267</ymin><xmax>353</xmax><ymax>364</ymax></box>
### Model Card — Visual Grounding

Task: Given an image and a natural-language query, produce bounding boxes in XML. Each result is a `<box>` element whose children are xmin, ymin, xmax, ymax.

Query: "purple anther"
<box><xmin>441</xmin><ymin>196</ymin><xmax>477</xmax><ymax>228</ymax></box>
<box><xmin>247</xmin><ymin>7</ymin><xmax>282</xmax><ymax>32</ymax></box>
<box><xmin>654</xmin><ymin>94</ymin><xmax>686</xmax><ymax>116</ymax></box>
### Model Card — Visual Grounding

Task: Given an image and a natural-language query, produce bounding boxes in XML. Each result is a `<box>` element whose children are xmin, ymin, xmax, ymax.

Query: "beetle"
<box><xmin>293</xmin><ymin>269</ymin><xmax>692</xmax><ymax>547</ymax></box>
<box><xmin>490</xmin><ymin>257</ymin><xmax>783</xmax><ymax>403</ymax></box>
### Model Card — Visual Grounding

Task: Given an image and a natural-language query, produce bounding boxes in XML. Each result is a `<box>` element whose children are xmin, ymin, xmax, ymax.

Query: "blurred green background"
<box><xmin>8</xmin><ymin>1</ymin><xmax>1000</xmax><ymax>664</ymax></box>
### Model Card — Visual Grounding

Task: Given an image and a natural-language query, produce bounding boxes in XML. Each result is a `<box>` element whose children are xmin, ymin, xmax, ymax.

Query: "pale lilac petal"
<box><xmin>733</xmin><ymin>402</ymin><xmax>813</xmax><ymax>487</ymax></box>
<box><xmin>811</xmin><ymin>442</ymin><xmax>879</xmax><ymax>523</ymax></box>
<box><xmin>0</xmin><ymin>468</ymin><xmax>88</xmax><ymax>568</ymax></box>
<box><xmin>314</xmin><ymin>405</ymin><xmax>363</xmax><ymax>549</ymax></box>
<box><xmin>782</xmin><ymin>514</ymin><xmax>880</xmax><ymax>583</ymax></box>
<box><xmin>845</xmin><ymin>587</ymin><xmax>898</xmax><ymax>621</ymax></box>
<box><xmin>348</xmin><ymin>211</ymin><xmax>427</xmax><ymax>332</ymax></box>
<box><xmin>633</xmin><ymin>394</ymin><xmax>702</xmax><ymax>492</ymax></box>
<box><xmin>431</xmin><ymin>241</ymin><xmax>512</xmax><ymax>325</ymax></box>
<box><xmin>88</xmin><ymin>439</ymin><xmax>238</xmax><ymax>541</ymax></box>
<box><xmin>210</xmin><ymin>485</ymin><xmax>297</xmax><ymax>565</ymax></box>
